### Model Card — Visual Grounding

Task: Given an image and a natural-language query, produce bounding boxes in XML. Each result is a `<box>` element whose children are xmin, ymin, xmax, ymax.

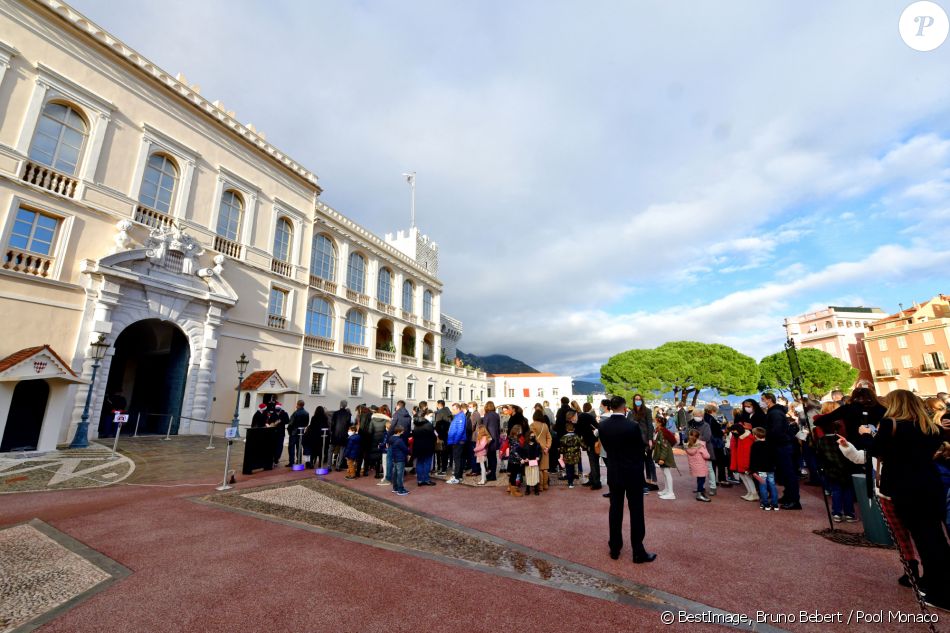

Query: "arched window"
<box><xmin>216</xmin><ymin>190</ymin><xmax>243</xmax><ymax>241</ymax></box>
<box><xmin>343</xmin><ymin>309</ymin><xmax>366</xmax><ymax>346</ymax></box>
<box><xmin>402</xmin><ymin>280</ymin><xmax>414</xmax><ymax>313</ymax></box>
<box><xmin>306</xmin><ymin>296</ymin><xmax>333</xmax><ymax>339</ymax></box>
<box><xmin>347</xmin><ymin>252</ymin><xmax>365</xmax><ymax>293</ymax></box>
<box><xmin>139</xmin><ymin>153</ymin><xmax>178</xmax><ymax>213</ymax></box>
<box><xmin>377</xmin><ymin>267</ymin><xmax>393</xmax><ymax>305</ymax></box>
<box><xmin>423</xmin><ymin>289</ymin><xmax>433</xmax><ymax>321</ymax></box>
<box><xmin>29</xmin><ymin>102</ymin><xmax>88</xmax><ymax>175</ymax></box>
<box><xmin>273</xmin><ymin>217</ymin><xmax>293</xmax><ymax>262</ymax></box>
<box><xmin>310</xmin><ymin>234</ymin><xmax>336</xmax><ymax>281</ymax></box>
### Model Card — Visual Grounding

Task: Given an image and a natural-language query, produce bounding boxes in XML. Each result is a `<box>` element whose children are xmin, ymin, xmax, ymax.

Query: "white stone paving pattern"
<box><xmin>242</xmin><ymin>485</ymin><xmax>396</xmax><ymax>528</ymax></box>
<box><xmin>0</xmin><ymin>524</ymin><xmax>111</xmax><ymax>632</ymax></box>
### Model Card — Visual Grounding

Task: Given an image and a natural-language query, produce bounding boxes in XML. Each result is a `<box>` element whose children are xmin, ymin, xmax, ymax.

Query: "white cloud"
<box><xmin>68</xmin><ymin>0</ymin><xmax>950</xmax><ymax>375</ymax></box>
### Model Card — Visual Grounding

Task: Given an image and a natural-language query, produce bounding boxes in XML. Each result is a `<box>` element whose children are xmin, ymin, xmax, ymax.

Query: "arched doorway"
<box><xmin>1</xmin><ymin>380</ymin><xmax>50</xmax><ymax>451</ymax></box>
<box><xmin>98</xmin><ymin>319</ymin><xmax>190</xmax><ymax>437</ymax></box>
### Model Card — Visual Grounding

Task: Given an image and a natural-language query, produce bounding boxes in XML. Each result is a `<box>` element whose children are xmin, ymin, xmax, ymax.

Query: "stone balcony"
<box><xmin>376</xmin><ymin>300</ymin><xmax>396</xmax><ymax>316</ymax></box>
<box><xmin>346</xmin><ymin>288</ymin><xmax>370</xmax><ymax>307</ymax></box>
<box><xmin>309</xmin><ymin>275</ymin><xmax>337</xmax><ymax>294</ymax></box>
<box><xmin>376</xmin><ymin>349</ymin><xmax>396</xmax><ymax>363</ymax></box>
<box><xmin>21</xmin><ymin>160</ymin><xmax>78</xmax><ymax>198</ymax></box>
<box><xmin>2</xmin><ymin>248</ymin><xmax>53</xmax><ymax>278</ymax></box>
<box><xmin>271</xmin><ymin>258</ymin><xmax>293</xmax><ymax>278</ymax></box>
<box><xmin>267</xmin><ymin>314</ymin><xmax>287</xmax><ymax>330</ymax></box>
<box><xmin>920</xmin><ymin>362</ymin><xmax>949</xmax><ymax>374</ymax></box>
<box><xmin>303</xmin><ymin>335</ymin><xmax>334</xmax><ymax>352</ymax></box>
<box><xmin>874</xmin><ymin>368</ymin><xmax>900</xmax><ymax>379</ymax></box>
<box><xmin>213</xmin><ymin>235</ymin><xmax>242</xmax><ymax>259</ymax></box>
<box><xmin>343</xmin><ymin>343</ymin><xmax>368</xmax><ymax>357</ymax></box>
<box><xmin>133</xmin><ymin>204</ymin><xmax>174</xmax><ymax>230</ymax></box>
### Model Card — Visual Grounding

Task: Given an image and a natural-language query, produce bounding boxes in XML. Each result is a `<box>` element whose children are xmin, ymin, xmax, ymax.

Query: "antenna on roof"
<box><xmin>898</xmin><ymin>303</ymin><xmax>904</xmax><ymax>311</ymax></box>
<box><xmin>402</xmin><ymin>171</ymin><xmax>416</xmax><ymax>228</ymax></box>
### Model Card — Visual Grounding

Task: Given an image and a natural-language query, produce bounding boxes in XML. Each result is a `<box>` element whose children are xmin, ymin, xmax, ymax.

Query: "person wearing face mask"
<box><xmin>687</xmin><ymin>407</ymin><xmax>715</xmax><ymax>496</ymax></box>
<box><xmin>628</xmin><ymin>394</ymin><xmax>658</xmax><ymax>492</ymax></box>
<box><xmin>762</xmin><ymin>392</ymin><xmax>801</xmax><ymax>510</ymax></box>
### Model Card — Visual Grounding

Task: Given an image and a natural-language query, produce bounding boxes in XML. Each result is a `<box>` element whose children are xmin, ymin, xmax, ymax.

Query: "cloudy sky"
<box><xmin>74</xmin><ymin>0</ymin><xmax>950</xmax><ymax>378</ymax></box>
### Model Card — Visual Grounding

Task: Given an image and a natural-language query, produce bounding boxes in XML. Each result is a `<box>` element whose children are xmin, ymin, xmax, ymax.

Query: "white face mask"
<box><xmin>693</xmin><ymin>416</ymin><xmax>703</xmax><ymax>422</ymax></box>
<box><xmin>744</xmin><ymin>407</ymin><xmax>753</xmax><ymax>413</ymax></box>
<box><xmin>347</xmin><ymin>431</ymin><xmax>355</xmax><ymax>436</ymax></box>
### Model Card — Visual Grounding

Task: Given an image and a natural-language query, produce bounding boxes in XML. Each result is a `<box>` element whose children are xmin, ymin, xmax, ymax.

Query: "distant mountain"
<box><xmin>572</xmin><ymin>380</ymin><xmax>605</xmax><ymax>395</ymax></box>
<box><xmin>455</xmin><ymin>350</ymin><xmax>539</xmax><ymax>375</ymax></box>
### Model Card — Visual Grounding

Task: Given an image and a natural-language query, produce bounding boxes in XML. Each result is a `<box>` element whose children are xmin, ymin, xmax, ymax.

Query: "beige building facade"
<box><xmin>863</xmin><ymin>295</ymin><xmax>950</xmax><ymax>397</ymax></box>
<box><xmin>783</xmin><ymin>306</ymin><xmax>886</xmax><ymax>385</ymax></box>
<box><xmin>0</xmin><ymin>0</ymin><xmax>487</xmax><ymax>452</ymax></box>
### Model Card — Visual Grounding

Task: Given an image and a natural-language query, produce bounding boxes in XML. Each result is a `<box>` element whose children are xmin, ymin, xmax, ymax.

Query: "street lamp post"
<box><xmin>389</xmin><ymin>377</ymin><xmax>397</xmax><ymax>413</ymax></box>
<box><xmin>70</xmin><ymin>335</ymin><xmax>110</xmax><ymax>449</ymax></box>
<box><xmin>231</xmin><ymin>353</ymin><xmax>250</xmax><ymax>437</ymax></box>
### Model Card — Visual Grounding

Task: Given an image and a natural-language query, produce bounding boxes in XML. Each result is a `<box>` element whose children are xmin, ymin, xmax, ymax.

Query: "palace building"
<box><xmin>0</xmin><ymin>0</ymin><xmax>488</xmax><ymax>452</ymax></box>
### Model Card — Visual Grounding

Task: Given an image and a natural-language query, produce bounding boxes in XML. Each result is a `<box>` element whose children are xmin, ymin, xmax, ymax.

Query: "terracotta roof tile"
<box><xmin>0</xmin><ymin>345</ymin><xmax>78</xmax><ymax>377</ymax></box>
<box><xmin>239</xmin><ymin>370</ymin><xmax>276</xmax><ymax>391</ymax></box>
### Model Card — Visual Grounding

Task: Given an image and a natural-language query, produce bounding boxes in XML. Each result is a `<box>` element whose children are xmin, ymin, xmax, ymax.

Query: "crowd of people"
<box><xmin>253</xmin><ymin>387</ymin><xmax>950</xmax><ymax>611</ymax></box>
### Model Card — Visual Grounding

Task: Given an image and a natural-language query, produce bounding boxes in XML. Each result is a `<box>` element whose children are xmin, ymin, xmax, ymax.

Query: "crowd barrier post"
<box><xmin>217</xmin><ymin>431</ymin><xmax>237</xmax><ymax>491</ymax></box>
<box><xmin>164</xmin><ymin>414</ymin><xmax>175</xmax><ymax>441</ymax></box>
<box><xmin>206</xmin><ymin>421</ymin><xmax>216</xmax><ymax>450</ymax></box>
<box><xmin>132</xmin><ymin>412</ymin><xmax>141</xmax><ymax>438</ymax></box>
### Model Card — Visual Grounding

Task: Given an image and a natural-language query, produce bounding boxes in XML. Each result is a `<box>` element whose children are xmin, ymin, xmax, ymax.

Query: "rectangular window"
<box><xmin>507</xmin><ymin>389</ymin><xmax>515</xmax><ymax>398</ymax></box>
<box><xmin>350</xmin><ymin>376</ymin><xmax>362</xmax><ymax>397</ymax></box>
<box><xmin>882</xmin><ymin>357</ymin><xmax>893</xmax><ymax>370</ymax></box>
<box><xmin>268</xmin><ymin>287</ymin><xmax>287</xmax><ymax>316</ymax></box>
<box><xmin>487</xmin><ymin>387</ymin><xmax>493</xmax><ymax>398</ymax></box>
<box><xmin>537</xmin><ymin>388</ymin><xmax>544</xmax><ymax>398</ymax></box>
<box><xmin>523</xmin><ymin>388</ymin><xmax>530</xmax><ymax>398</ymax></box>
<box><xmin>935</xmin><ymin>377</ymin><xmax>948</xmax><ymax>393</ymax></box>
<box><xmin>901</xmin><ymin>354</ymin><xmax>913</xmax><ymax>369</ymax></box>
<box><xmin>407</xmin><ymin>382</ymin><xmax>415</xmax><ymax>399</ymax></box>
<box><xmin>923</xmin><ymin>331</ymin><xmax>935</xmax><ymax>345</ymax></box>
<box><xmin>427</xmin><ymin>384</ymin><xmax>435</xmax><ymax>400</ymax></box>
<box><xmin>552</xmin><ymin>388</ymin><xmax>559</xmax><ymax>397</ymax></box>
<box><xmin>878</xmin><ymin>339</ymin><xmax>888</xmax><ymax>352</ymax></box>
<box><xmin>9</xmin><ymin>207</ymin><xmax>59</xmax><ymax>256</ymax></box>
<box><xmin>310</xmin><ymin>372</ymin><xmax>325</xmax><ymax>396</ymax></box>
<box><xmin>458</xmin><ymin>387</ymin><xmax>463</xmax><ymax>401</ymax></box>
<box><xmin>897</xmin><ymin>336</ymin><xmax>907</xmax><ymax>349</ymax></box>
<box><xmin>908</xmin><ymin>378</ymin><xmax>919</xmax><ymax>392</ymax></box>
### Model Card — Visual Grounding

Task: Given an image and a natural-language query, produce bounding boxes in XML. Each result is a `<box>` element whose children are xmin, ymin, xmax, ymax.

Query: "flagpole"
<box><xmin>402</xmin><ymin>171</ymin><xmax>416</xmax><ymax>228</ymax></box>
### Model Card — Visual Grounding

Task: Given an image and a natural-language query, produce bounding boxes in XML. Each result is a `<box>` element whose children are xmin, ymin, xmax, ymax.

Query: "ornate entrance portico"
<box><xmin>68</xmin><ymin>223</ymin><xmax>238</xmax><ymax>443</ymax></box>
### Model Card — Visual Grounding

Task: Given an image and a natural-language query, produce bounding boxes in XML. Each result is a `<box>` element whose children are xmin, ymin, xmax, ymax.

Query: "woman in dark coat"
<box><xmin>871</xmin><ymin>389</ymin><xmax>950</xmax><ymax>611</ymax></box>
<box><xmin>303</xmin><ymin>406</ymin><xmax>329</xmax><ymax>467</ymax></box>
<box><xmin>815</xmin><ymin>387</ymin><xmax>886</xmax><ymax>447</ymax></box>
<box><xmin>482</xmin><ymin>401</ymin><xmax>501</xmax><ymax>481</ymax></box>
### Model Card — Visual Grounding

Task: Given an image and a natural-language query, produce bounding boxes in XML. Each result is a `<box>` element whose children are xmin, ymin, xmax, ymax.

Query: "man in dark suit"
<box><xmin>598</xmin><ymin>395</ymin><xmax>656</xmax><ymax>563</ymax></box>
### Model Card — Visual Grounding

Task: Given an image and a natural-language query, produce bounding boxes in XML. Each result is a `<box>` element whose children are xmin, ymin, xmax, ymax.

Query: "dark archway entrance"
<box><xmin>1</xmin><ymin>379</ymin><xmax>50</xmax><ymax>451</ymax></box>
<box><xmin>98</xmin><ymin>319</ymin><xmax>190</xmax><ymax>437</ymax></box>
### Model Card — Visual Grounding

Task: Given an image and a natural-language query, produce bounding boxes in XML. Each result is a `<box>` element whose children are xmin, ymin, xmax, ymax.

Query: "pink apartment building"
<box><xmin>783</xmin><ymin>306</ymin><xmax>887</xmax><ymax>385</ymax></box>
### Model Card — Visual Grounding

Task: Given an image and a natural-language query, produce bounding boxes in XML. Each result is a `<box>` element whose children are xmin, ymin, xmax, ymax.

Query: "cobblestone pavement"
<box><xmin>0</xmin><ymin>520</ymin><xmax>124</xmax><ymax>632</ymax></box>
<box><xmin>0</xmin><ymin>444</ymin><xmax>134</xmax><ymax>494</ymax></box>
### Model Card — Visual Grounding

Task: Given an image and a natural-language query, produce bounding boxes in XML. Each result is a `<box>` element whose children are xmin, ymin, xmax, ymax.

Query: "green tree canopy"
<box><xmin>757</xmin><ymin>347</ymin><xmax>858</xmax><ymax>397</ymax></box>
<box><xmin>601</xmin><ymin>341</ymin><xmax>760</xmax><ymax>404</ymax></box>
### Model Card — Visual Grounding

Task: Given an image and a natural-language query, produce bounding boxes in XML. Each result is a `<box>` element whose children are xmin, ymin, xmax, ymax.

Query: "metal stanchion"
<box><xmin>109</xmin><ymin>416</ymin><xmax>126</xmax><ymax>460</ymax></box>
<box><xmin>133</xmin><ymin>412</ymin><xmax>141</xmax><ymax>437</ymax></box>
<box><xmin>164</xmin><ymin>414</ymin><xmax>175</xmax><ymax>441</ymax></box>
<box><xmin>217</xmin><ymin>437</ymin><xmax>234</xmax><ymax>491</ymax></box>
<box><xmin>321</xmin><ymin>428</ymin><xmax>330</xmax><ymax>467</ymax></box>
<box><xmin>206</xmin><ymin>421</ymin><xmax>216</xmax><ymax>449</ymax></box>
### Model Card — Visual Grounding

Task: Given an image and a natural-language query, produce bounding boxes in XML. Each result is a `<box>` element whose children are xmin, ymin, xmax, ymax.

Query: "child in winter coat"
<box><xmin>729</xmin><ymin>424</ymin><xmax>756</xmax><ymax>501</ymax></box>
<box><xmin>389</xmin><ymin>425</ymin><xmax>410</xmax><ymax>496</ymax></box>
<box><xmin>684</xmin><ymin>429</ymin><xmax>711</xmax><ymax>502</ymax></box>
<box><xmin>474</xmin><ymin>424</ymin><xmax>491</xmax><ymax>486</ymax></box>
<box><xmin>749</xmin><ymin>427</ymin><xmax>778</xmax><ymax>511</ymax></box>
<box><xmin>506</xmin><ymin>424</ymin><xmax>525</xmax><ymax>497</ymax></box>
<box><xmin>344</xmin><ymin>425</ymin><xmax>361</xmax><ymax>480</ymax></box>
<box><xmin>523</xmin><ymin>432</ymin><xmax>542</xmax><ymax>496</ymax></box>
<box><xmin>559</xmin><ymin>422</ymin><xmax>584</xmax><ymax>488</ymax></box>
<box><xmin>652</xmin><ymin>418</ymin><xmax>678</xmax><ymax>500</ymax></box>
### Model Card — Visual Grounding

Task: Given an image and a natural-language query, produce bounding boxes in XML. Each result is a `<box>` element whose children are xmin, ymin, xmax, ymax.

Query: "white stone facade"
<box><xmin>0</xmin><ymin>0</ymin><xmax>487</xmax><ymax>450</ymax></box>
